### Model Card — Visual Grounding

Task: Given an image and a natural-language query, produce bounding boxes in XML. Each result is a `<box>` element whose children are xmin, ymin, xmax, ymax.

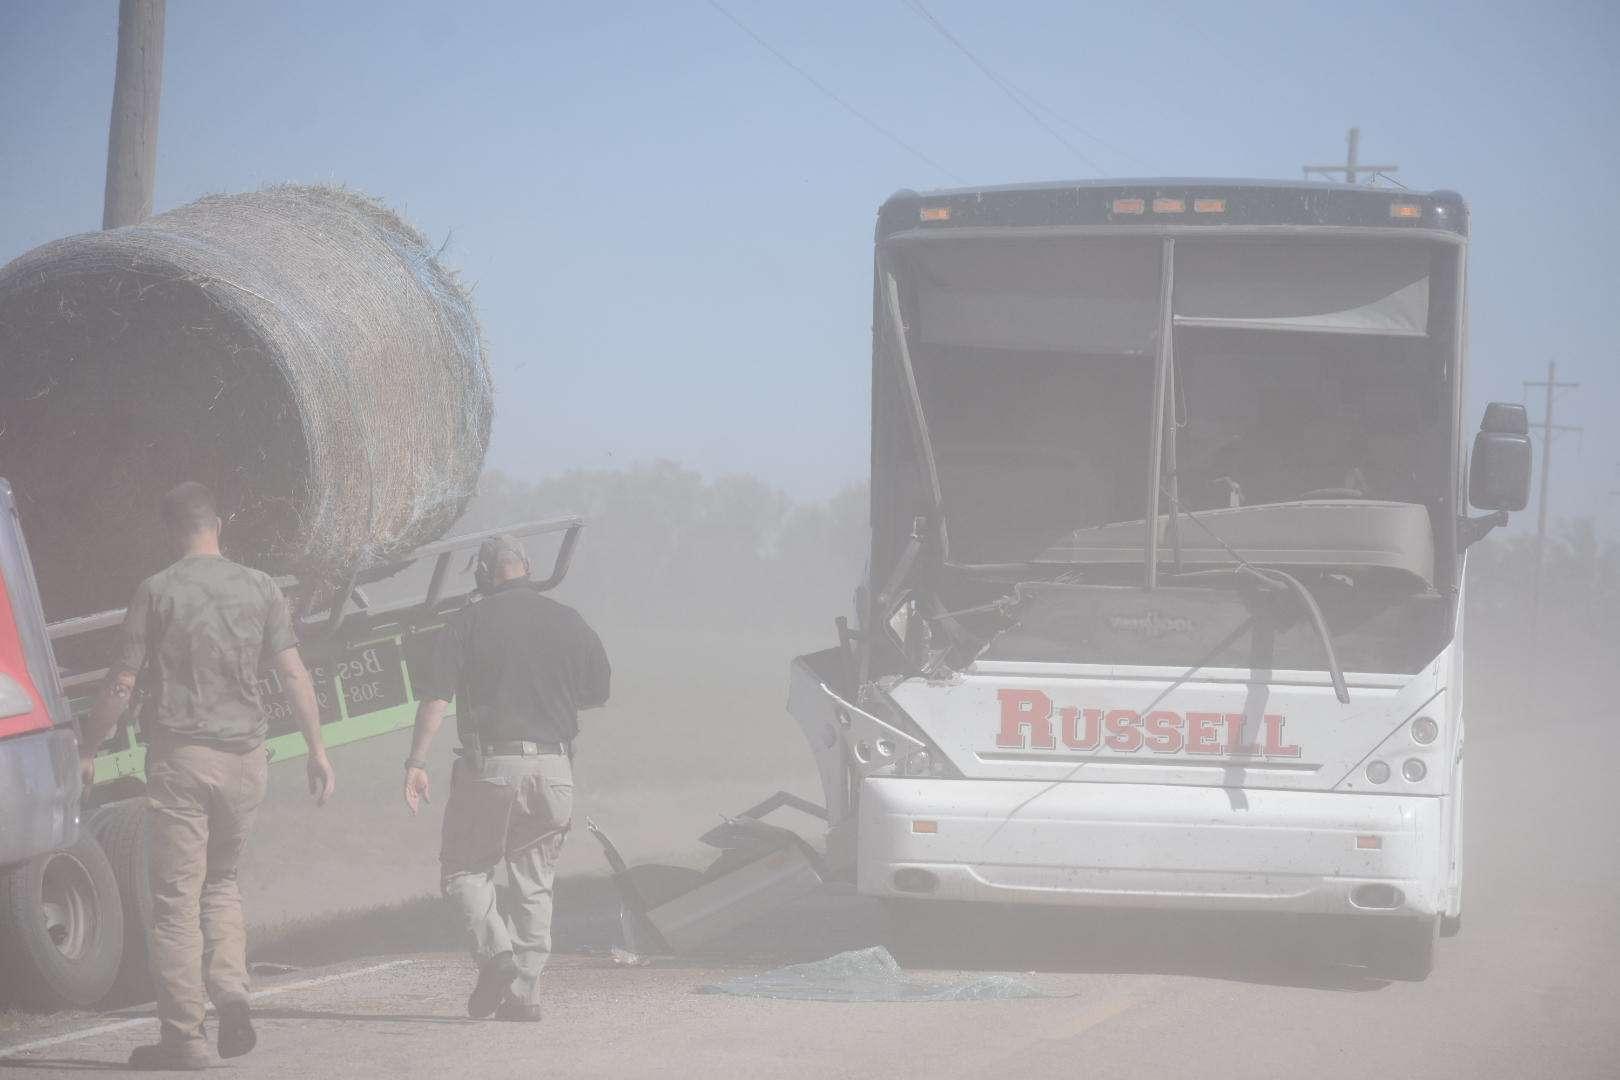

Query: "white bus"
<box><xmin>789</xmin><ymin>180</ymin><xmax>1530</xmax><ymax>980</ymax></box>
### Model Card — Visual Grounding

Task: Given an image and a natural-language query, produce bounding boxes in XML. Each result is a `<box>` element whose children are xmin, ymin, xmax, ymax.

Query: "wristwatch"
<box><xmin>404</xmin><ymin>758</ymin><xmax>427</xmax><ymax>771</ymax></box>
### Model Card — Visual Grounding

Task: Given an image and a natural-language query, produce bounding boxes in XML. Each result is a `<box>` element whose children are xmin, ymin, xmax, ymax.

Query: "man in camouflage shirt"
<box><xmin>80</xmin><ymin>482</ymin><xmax>336</xmax><ymax>1071</ymax></box>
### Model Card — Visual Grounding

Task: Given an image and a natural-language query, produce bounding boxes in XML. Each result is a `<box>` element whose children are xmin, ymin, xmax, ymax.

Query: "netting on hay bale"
<box><xmin>0</xmin><ymin>185</ymin><xmax>493</xmax><ymax>621</ymax></box>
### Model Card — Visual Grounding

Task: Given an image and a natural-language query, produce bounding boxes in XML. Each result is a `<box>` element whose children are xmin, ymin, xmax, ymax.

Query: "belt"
<box><xmin>482</xmin><ymin>740</ymin><xmax>568</xmax><ymax>757</ymax></box>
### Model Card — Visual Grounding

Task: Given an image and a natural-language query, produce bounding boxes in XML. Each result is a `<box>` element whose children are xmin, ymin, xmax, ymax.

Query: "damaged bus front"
<box><xmin>788</xmin><ymin>181</ymin><xmax>1531</xmax><ymax>980</ymax></box>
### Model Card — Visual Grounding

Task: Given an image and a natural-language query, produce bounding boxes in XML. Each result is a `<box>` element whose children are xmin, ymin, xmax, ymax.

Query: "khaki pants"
<box><xmin>144</xmin><ymin>743</ymin><xmax>268</xmax><ymax>1046</ymax></box>
<box><xmin>440</xmin><ymin>751</ymin><xmax>573</xmax><ymax>1006</ymax></box>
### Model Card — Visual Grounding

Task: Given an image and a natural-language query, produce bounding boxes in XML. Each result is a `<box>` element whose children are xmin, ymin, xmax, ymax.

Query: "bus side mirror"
<box><xmin>1468</xmin><ymin>402</ymin><xmax>1531</xmax><ymax>512</ymax></box>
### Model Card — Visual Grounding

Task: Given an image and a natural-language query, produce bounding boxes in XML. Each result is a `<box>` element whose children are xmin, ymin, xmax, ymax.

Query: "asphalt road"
<box><xmin>2</xmin><ymin>659</ymin><xmax>1615</xmax><ymax>1078</ymax></box>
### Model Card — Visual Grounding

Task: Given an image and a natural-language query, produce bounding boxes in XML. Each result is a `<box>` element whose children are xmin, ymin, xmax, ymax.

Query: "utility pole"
<box><xmin>102</xmin><ymin>0</ymin><xmax>166</xmax><ymax>229</ymax></box>
<box><xmin>1524</xmin><ymin>360</ymin><xmax>1582</xmax><ymax>629</ymax></box>
<box><xmin>1303</xmin><ymin>126</ymin><xmax>1398</xmax><ymax>185</ymax></box>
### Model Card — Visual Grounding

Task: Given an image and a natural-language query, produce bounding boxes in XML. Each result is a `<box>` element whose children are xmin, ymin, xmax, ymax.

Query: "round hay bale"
<box><xmin>0</xmin><ymin>185</ymin><xmax>492</xmax><ymax>621</ymax></box>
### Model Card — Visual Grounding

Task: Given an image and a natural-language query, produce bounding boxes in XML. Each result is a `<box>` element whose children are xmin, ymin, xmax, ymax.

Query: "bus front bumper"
<box><xmin>858</xmin><ymin>777</ymin><xmax>1445</xmax><ymax>918</ymax></box>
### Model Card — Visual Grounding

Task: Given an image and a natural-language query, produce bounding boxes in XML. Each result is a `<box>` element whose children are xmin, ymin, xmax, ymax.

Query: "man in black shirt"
<box><xmin>403</xmin><ymin>534</ymin><xmax>610</xmax><ymax>1022</ymax></box>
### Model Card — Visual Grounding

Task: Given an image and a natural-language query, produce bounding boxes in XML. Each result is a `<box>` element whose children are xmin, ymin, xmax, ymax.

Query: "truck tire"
<box><xmin>87</xmin><ymin>798</ymin><xmax>153</xmax><ymax>1002</ymax></box>
<box><xmin>0</xmin><ymin>832</ymin><xmax>125</xmax><ymax>1008</ymax></box>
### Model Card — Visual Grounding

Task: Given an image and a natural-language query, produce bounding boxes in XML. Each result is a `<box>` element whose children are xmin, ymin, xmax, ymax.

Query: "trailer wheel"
<box><xmin>1365</xmin><ymin>916</ymin><xmax>1438</xmax><ymax>982</ymax></box>
<box><xmin>0</xmin><ymin>832</ymin><xmax>125</xmax><ymax>1008</ymax></box>
<box><xmin>88</xmin><ymin>798</ymin><xmax>153</xmax><ymax>1002</ymax></box>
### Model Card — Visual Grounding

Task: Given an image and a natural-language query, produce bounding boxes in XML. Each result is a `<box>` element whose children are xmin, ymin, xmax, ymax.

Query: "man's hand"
<box><xmin>80</xmin><ymin>671</ymin><xmax>134</xmax><ymax>782</ymax></box>
<box><xmin>404</xmin><ymin>766</ymin><xmax>430</xmax><ymax>816</ymax></box>
<box><xmin>403</xmin><ymin>698</ymin><xmax>447</xmax><ymax>817</ymax></box>
<box><xmin>275</xmin><ymin>648</ymin><xmax>334</xmax><ymax>806</ymax></box>
<box><xmin>306</xmin><ymin>750</ymin><xmax>336</xmax><ymax>806</ymax></box>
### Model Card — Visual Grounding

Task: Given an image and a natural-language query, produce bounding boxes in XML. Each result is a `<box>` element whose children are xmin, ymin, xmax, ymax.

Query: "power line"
<box><xmin>1524</xmin><ymin>360</ymin><xmax>1582</xmax><ymax>631</ymax></box>
<box><xmin>899</xmin><ymin>0</ymin><xmax>1107</xmax><ymax>175</ymax></box>
<box><xmin>705</xmin><ymin>0</ymin><xmax>965</xmax><ymax>185</ymax></box>
<box><xmin>1008</xmin><ymin>88</ymin><xmax>1154</xmax><ymax>173</ymax></box>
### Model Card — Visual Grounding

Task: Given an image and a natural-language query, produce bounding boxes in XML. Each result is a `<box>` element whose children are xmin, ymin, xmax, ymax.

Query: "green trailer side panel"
<box><xmin>86</xmin><ymin>627</ymin><xmax>440</xmax><ymax>787</ymax></box>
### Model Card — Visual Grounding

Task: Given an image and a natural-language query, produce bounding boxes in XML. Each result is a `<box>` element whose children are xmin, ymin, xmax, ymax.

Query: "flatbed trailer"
<box><xmin>61</xmin><ymin>517</ymin><xmax>583</xmax><ymax>796</ymax></box>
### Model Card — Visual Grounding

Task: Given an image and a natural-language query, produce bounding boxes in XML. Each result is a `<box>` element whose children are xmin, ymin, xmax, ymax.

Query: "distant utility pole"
<box><xmin>1524</xmin><ymin>360</ymin><xmax>1582</xmax><ymax>629</ymax></box>
<box><xmin>102</xmin><ymin>0</ymin><xmax>166</xmax><ymax>229</ymax></box>
<box><xmin>1302</xmin><ymin>126</ymin><xmax>1399</xmax><ymax>186</ymax></box>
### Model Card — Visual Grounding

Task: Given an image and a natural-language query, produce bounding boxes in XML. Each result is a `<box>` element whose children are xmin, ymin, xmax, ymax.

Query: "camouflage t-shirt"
<box><xmin>113</xmin><ymin>555</ymin><xmax>298</xmax><ymax>751</ymax></box>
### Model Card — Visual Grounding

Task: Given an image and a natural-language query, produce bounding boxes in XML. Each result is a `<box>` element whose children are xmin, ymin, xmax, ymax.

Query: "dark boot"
<box><xmin>217</xmin><ymin>997</ymin><xmax>257</xmax><ymax>1059</ymax></box>
<box><xmin>129</xmin><ymin>1040</ymin><xmax>211</xmax><ymax>1070</ymax></box>
<box><xmin>467</xmin><ymin>952</ymin><xmax>519</xmax><ymax>1019</ymax></box>
<box><xmin>495</xmin><ymin>998</ymin><xmax>543</xmax><ymax>1022</ymax></box>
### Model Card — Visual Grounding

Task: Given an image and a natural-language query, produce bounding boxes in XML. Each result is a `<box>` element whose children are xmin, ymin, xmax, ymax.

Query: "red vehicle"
<box><xmin>0</xmin><ymin>478</ymin><xmax>115</xmax><ymax>1007</ymax></box>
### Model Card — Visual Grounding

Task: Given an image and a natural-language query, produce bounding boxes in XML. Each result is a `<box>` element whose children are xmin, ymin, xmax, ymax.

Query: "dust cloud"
<box><xmin>241</xmin><ymin>464</ymin><xmax>868</xmax><ymax>930</ymax></box>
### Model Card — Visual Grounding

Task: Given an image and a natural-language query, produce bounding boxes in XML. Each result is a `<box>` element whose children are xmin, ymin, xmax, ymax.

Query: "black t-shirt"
<box><xmin>420</xmin><ymin>582</ymin><xmax>610</xmax><ymax>745</ymax></box>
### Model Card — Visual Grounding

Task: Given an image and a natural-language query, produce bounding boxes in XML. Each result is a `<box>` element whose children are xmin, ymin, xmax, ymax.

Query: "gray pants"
<box><xmin>440</xmin><ymin>751</ymin><xmax>573</xmax><ymax>1005</ymax></box>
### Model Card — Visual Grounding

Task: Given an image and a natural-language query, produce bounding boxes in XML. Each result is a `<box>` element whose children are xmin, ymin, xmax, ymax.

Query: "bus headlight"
<box><xmin>899</xmin><ymin>746</ymin><xmax>959</xmax><ymax>779</ymax></box>
<box><xmin>1410</xmin><ymin>716</ymin><xmax>1439</xmax><ymax>744</ymax></box>
<box><xmin>1401</xmin><ymin>758</ymin><xmax>1428</xmax><ymax>782</ymax></box>
<box><xmin>1365</xmin><ymin>760</ymin><xmax>1391</xmax><ymax>784</ymax></box>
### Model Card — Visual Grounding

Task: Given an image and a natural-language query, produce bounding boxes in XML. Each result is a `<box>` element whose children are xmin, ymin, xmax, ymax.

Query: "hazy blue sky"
<box><xmin>3</xmin><ymin>0</ymin><xmax>1616</xmax><ymax>525</ymax></box>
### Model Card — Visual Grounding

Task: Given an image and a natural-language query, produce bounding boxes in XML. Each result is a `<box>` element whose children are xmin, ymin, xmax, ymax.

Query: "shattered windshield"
<box><xmin>1174</xmin><ymin>327</ymin><xmax>1445</xmax><ymax>512</ymax></box>
<box><xmin>897</xmin><ymin>235</ymin><xmax>1452</xmax><ymax>566</ymax></box>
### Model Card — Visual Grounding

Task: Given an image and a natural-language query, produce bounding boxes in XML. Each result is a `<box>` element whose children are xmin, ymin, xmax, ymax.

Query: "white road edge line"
<box><xmin>0</xmin><ymin>958</ymin><xmax>417</xmax><ymax>1057</ymax></box>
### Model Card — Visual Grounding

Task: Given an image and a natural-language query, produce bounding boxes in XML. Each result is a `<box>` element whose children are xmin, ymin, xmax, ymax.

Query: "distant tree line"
<box><xmin>457</xmin><ymin>463</ymin><xmax>1605</xmax><ymax>649</ymax></box>
<box><xmin>1465</xmin><ymin>517</ymin><xmax>1620</xmax><ymax>642</ymax></box>
<box><xmin>455</xmin><ymin>463</ymin><xmax>868</xmax><ymax>636</ymax></box>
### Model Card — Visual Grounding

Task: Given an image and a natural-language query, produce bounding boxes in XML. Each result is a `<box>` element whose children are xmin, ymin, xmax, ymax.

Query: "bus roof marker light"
<box><xmin>1390</xmin><ymin>202</ymin><xmax>1422</xmax><ymax>220</ymax></box>
<box><xmin>919</xmin><ymin>206</ymin><xmax>951</xmax><ymax>222</ymax></box>
<box><xmin>1112</xmin><ymin>197</ymin><xmax>1146</xmax><ymax>215</ymax></box>
<box><xmin>1193</xmin><ymin>197</ymin><xmax>1226</xmax><ymax>214</ymax></box>
<box><xmin>1152</xmin><ymin>197</ymin><xmax>1186</xmax><ymax>214</ymax></box>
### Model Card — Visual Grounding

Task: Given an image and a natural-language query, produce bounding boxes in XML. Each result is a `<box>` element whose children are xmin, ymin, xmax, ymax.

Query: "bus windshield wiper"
<box><xmin>1169</xmin><ymin>508</ymin><xmax>1351</xmax><ymax>705</ymax></box>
